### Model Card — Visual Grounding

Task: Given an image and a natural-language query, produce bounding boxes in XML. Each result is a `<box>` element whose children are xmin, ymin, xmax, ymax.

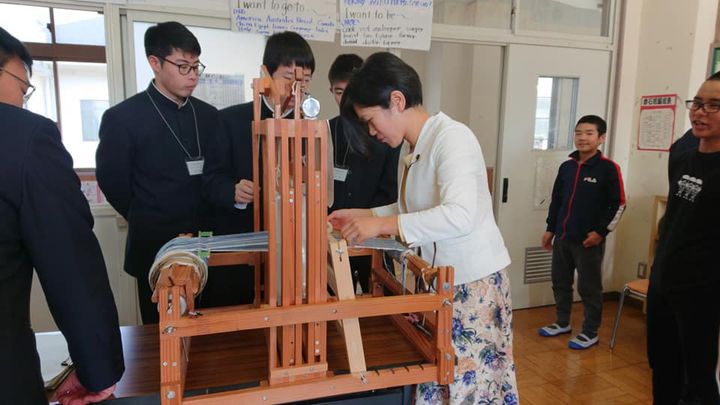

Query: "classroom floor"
<box><xmin>513</xmin><ymin>300</ymin><xmax>652</xmax><ymax>404</ymax></box>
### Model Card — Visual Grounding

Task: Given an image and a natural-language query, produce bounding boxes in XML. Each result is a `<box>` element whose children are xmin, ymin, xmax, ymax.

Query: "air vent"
<box><xmin>524</xmin><ymin>247</ymin><xmax>552</xmax><ymax>284</ymax></box>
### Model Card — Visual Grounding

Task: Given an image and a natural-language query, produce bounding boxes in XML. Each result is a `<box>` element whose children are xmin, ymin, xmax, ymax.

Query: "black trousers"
<box><xmin>551</xmin><ymin>238</ymin><xmax>605</xmax><ymax>335</ymax></box>
<box><xmin>647</xmin><ymin>281</ymin><xmax>720</xmax><ymax>405</ymax></box>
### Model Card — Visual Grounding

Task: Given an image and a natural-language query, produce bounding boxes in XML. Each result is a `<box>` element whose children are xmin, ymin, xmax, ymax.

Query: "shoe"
<box><xmin>568</xmin><ymin>333</ymin><xmax>598</xmax><ymax>349</ymax></box>
<box><xmin>538</xmin><ymin>323</ymin><xmax>572</xmax><ymax>337</ymax></box>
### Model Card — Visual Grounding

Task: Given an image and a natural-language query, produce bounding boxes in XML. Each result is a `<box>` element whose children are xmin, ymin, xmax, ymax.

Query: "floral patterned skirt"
<box><xmin>416</xmin><ymin>268</ymin><xmax>518</xmax><ymax>405</ymax></box>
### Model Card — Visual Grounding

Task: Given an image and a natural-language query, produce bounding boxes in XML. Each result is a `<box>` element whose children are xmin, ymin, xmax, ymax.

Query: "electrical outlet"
<box><xmin>637</xmin><ymin>262</ymin><xmax>648</xmax><ymax>278</ymax></box>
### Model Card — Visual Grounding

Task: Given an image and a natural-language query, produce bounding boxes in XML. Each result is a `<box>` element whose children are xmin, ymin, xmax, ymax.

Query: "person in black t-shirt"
<box><xmin>647</xmin><ymin>72</ymin><xmax>720</xmax><ymax>404</ymax></box>
<box><xmin>669</xmin><ymin>128</ymin><xmax>699</xmax><ymax>167</ymax></box>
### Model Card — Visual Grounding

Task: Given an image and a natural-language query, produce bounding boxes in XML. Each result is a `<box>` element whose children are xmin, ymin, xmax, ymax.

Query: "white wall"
<box><xmin>609</xmin><ymin>0</ymin><xmax>718</xmax><ymax>291</ymax></box>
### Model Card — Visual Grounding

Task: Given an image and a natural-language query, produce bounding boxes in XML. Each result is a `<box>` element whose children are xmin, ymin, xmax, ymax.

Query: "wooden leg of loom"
<box><xmin>327</xmin><ymin>235</ymin><xmax>367</xmax><ymax>374</ymax></box>
<box><xmin>159</xmin><ymin>286</ymin><xmax>186</xmax><ymax>404</ymax></box>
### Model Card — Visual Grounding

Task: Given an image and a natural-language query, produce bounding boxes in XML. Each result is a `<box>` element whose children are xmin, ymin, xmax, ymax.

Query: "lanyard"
<box><xmin>146</xmin><ymin>91</ymin><xmax>202</xmax><ymax>158</ymax></box>
<box><xmin>333</xmin><ymin>118</ymin><xmax>351</xmax><ymax>167</ymax></box>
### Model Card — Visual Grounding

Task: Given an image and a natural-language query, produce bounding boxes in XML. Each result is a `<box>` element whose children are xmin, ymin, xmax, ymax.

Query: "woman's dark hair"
<box><xmin>339</xmin><ymin>52</ymin><xmax>422</xmax><ymax>156</ymax></box>
<box><xmin>263</xmin><ymin>31</ymin><xmax>315</xmax><ymax>76</ymax></box>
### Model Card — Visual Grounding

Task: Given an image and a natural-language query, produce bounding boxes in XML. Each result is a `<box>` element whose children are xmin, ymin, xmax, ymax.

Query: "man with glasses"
<box><xmin>0</xmin><ymin>64</ymin><xmax>34</xmax><ymax>104</ymax></box>
<box><xmin>97</xmin><ymin>21</ymin><xmax>218</xmax><ymax>324</ymax></box>
<box><xmin>0</xmin><ymin>27</ymin><xmax>124</xmax><ymax>404</ymax></box>
<box><xmin>646</xmin><ymin>72</ymin><xmax>720</xmax><ymax>404</ymax></box>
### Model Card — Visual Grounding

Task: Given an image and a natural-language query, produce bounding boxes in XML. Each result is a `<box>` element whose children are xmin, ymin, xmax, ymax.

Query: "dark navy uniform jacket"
<box><xmin>546</xmin><ymin>150</ymin><xmax>626</xmax><ymax>243</ymax></box>
<box><xmin>202</xmin><ymin>100</ymin><xmax>268</xmax><ymax>235</ymax></box>
<box><xmin>0</xmin><ymin>102</ymin><xmax>124</xmax><ymax>403</ymax></box>
<box><xmin>328</xmin><ymin>116</ymin><xmax>399</xmax><ymax>212</ymax></box>
<box><xmin>96</xmin><ymin>82</ymin><xmax>218</xmax><ymax>278</ymax></box>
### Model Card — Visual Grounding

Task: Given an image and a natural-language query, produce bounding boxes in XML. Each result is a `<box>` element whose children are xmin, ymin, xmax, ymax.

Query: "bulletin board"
<box><xmin>637</xmin><ymin>94</ymin><xmax>677</xmax><ymax>152</ymax></box>
<box><xmin>709</xmin><ymin>42</ymin><xmax>720</xmax><ymax>76</ymax></box>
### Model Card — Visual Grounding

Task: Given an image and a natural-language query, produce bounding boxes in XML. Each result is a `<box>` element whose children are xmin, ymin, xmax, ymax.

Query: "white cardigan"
<box><xmin>373</xmin><ymin>112</ymin><xmax>511</xmax><ymax>286</ymax></box>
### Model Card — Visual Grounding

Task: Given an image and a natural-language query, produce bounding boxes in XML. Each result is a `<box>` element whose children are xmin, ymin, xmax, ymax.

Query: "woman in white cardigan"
<box><xmin>328</xmin><ymin>52</ymin><xmax>518</xmax><ymax>405</ymax></box>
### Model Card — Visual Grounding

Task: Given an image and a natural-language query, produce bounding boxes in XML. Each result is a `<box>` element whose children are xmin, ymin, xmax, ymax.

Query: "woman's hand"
<box><xmin>328</xmin><ymin>209</ymin><xmax>372</xmax><ymax>230</ymax></box>
<box><xmin>329</xmin><ymin>209</ymin><xmax>398</xmax><ymax>244</ymax></box>
<box><xmin>51</xmin><ymin>372</ymin><xmax>116</xmax><ymax>405</ymax></box>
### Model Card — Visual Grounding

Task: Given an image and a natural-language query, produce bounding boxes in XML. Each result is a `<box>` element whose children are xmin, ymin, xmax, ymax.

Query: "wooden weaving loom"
<box><xmin>152</xmin><ymin>69</ymin><xmax>455</xmax><ymax>404</ymax></box>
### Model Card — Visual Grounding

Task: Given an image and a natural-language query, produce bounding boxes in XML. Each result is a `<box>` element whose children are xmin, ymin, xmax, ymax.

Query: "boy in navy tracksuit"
<box><xmin>539</xmin><ymin>115</ymin><xmax>626</xmax><ymax>349</ymax></box>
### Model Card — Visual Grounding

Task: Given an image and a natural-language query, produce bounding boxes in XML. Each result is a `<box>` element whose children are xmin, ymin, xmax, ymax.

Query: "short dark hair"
<box><xmin>576</xmin><ymin>115</ymin><xmax>607</xmax><ymax>136</ymax></box>
<box><xmin>341</xmin><ymin>52</ymin><xmax>422</xmax><ymax>114</ymax></box>
<box><xmin>707</xmin><ymin>71</ymin><xmax>720</xmax><ymax>81</ymax></box>
<box><xmin>0</xmin><ymin>26</ymin><xmax>33</xmax><ymax>75</ymax></box>
<box><xmin>328</xmin><ymin>54</ymin><xmax>363</xmax><ymax>85</ymax></box>
<box><xmin>339</xmin><ymin>52</ymin><xmax>423</xmax><ymax>156</ymax></box>
<box><xmin>263</xmin><ymin>31</ymin><xmax>315</xmax><ymax>76</ymax></box>
<box><xmin>144</xmin><ymin>21</ymin><xmax>201</xmax><ymax>60</ymax></box>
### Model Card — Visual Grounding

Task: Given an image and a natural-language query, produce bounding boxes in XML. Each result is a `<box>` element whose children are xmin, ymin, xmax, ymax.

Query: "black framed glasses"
<box><xmin>160</xmin><ymin>57</ymin><xmax>205</xmax><ymax>76</ymax></box>
<box><xmin>0</xmin><ymin>67</ymin><xmax>36</xmax><ymax>102</ymax></box>
<box><xmin>685</xmin><ymin>99</ymin><xmax>720</xmax><ymax>113</ymax></box>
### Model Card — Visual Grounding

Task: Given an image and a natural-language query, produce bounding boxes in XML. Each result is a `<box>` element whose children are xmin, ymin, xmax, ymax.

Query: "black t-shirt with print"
<box><xmin>651</xmin><ymin>149</ymin><xmax>720</xmax><ymax>294</ymax></box>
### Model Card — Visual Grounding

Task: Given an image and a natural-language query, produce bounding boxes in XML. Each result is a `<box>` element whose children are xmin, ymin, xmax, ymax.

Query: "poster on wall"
<box><xmin>340</xmin><ymin>0</ymin><xmax>434</xmax><ymax>51</ymax></box>
<box><xmin>194</xmin><ymin>73</ymin><xmax>245</xmax><ymax>110</ymax></box>
<box><xmin>229</xmin><ymin>0</ymin><xmax>336</xmax><ymax>42</ymax></box>
<box><xmin>637</xmin><ymin>94</ymin><xmax>677</xmax><ymax>152</ymax></box>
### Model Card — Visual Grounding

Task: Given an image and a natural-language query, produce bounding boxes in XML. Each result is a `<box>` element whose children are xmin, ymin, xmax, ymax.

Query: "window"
<box><xmin>433</xmin><ymin>0</ymin><xmax>512</xmax><ymax>30</ymax></box>
<box><xmin>533</xmin><ymin>76</ymin><xmax>578</xmax><ymax>150</ymax></box>
<box><xmin>518</xmin><ymin>0</ymin><xmax>611</xmax><ymax>37</ymax></box>
<box><xmin>0</xmin><ymin>3</ymin><xmax>107</xmax><ymax>168</ymax></box>
<box><xmin>132</xmin><ymin>21</ymin><xmax>264</xmax><ymax>109</ymax></box>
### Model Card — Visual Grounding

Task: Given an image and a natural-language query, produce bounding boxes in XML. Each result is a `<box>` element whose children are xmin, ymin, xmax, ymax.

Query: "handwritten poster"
<box><xmin>195</xmin><ymin>73</ymin><xmax>245</xmax><ymax>110</ymax></box>
<box><xmin>230</xmin><ymin>0</ymin><xmax>336</xmax><ymax>42</ymax></box>
<box><xmin>340</xmin><ymin>0</ymin><xmax>433</xmax><ymax>50</ymax></box>
<box><xmin>638</xmin><ymin>94</ymin><xmax>677</xmax><ymax>151</ymax></box>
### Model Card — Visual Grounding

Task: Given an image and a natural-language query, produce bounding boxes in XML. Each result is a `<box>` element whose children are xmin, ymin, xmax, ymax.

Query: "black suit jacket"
<box><xmin>328</xmin><ymin>116</ymin><xmax>400</xmax><ymax>211</ymax></box>
<box><xmin>96</xmin><ymin>83</ymin><xmax>218</xmax><ymax>277</ymax></box>
<box><xmin>0</xmin><ymin>103</ymin><xmax>124</xmax><ymax>403</ymax></box>
<box><xmin>203</xmin><ymin>101</ymin><xmax>291</xmax><ymax>235</ymax></box>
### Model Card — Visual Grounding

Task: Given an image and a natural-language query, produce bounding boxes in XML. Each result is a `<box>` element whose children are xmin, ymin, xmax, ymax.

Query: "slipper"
<box><xmin>538</xmin><ymin>323</ymin><xmax>571</xmax><ymax>337</ymax></box>
<box><xmin>568</xmin><ymin>333</ymin><xmax>598</xmax><ymax>349</ymax></box>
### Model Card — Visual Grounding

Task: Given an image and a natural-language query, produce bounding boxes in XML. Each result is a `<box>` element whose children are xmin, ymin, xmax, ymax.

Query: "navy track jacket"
<box><xmin>546</xmin><ymin>150</ymin><xmax>626</xmax><ymax>243</ymax></box>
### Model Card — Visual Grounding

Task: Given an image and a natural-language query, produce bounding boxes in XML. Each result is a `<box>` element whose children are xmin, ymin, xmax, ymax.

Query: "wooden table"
<box><xmin>112</xmin><ymin>316</ymin><xmax>424</xmax><ymax>401</ymax></box>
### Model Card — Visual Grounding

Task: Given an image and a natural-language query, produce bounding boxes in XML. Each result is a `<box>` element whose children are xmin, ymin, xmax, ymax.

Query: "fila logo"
<box><xmin>676</xmin><ymin>174</ymin><xmax>703</xmax><ymax>202</ymax></box>
<box><xmin>583</xmin><ymin>177</ymin><xmax>597</xmax><ymax>183</ymax></box>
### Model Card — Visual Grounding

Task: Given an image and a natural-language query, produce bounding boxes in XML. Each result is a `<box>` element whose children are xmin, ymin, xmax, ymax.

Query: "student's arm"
<box><xmin>96</xmin><ymin>110</ymin><xmax>133</xmax><ymax>219</ymax></box>
<box><xmin>203</xmin><ymin>115</ymin><xmax>244</xmax><ymax>210</ymax></box>
<box><xmin>22</xmin><ymin>119</ymin><xmax>124</xmax><ymax>394</ymax></box>
<box><xmin>595</xmin><ymin>161</ymin><xmax>626</xmax><ymax>236</ymax></box>
<box><xmin>371</xmin><ymin>144</ymin><xmax>400</xmax><ymax>207</ymax></box>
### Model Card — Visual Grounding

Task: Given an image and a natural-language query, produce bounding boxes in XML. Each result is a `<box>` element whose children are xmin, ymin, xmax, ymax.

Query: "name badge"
<box><xmin>333</xmin><ymin>167</ymin><xmax>349</xmax><ymax>182</ymax></box>
<box><xmin>186</xmin><ymin>157</ymin><xmax>204</xmax><ymax>176</ymax></box>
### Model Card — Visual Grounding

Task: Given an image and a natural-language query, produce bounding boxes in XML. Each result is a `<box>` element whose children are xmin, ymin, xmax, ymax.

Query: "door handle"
<box><xmin>502</xmin><ymin>178</ymin><xmax>509</xmax><ymax>203</ymax></box>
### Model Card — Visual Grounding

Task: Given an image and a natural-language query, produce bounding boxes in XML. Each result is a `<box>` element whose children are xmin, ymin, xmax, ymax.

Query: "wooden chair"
<box><xmin>609</xmin><ymin>278</ymin><xmax>648</xmax><ymax>349</ymax></box>
<box><xmin>609</xmin><ymin>195</ymin><xmax>666</xmax><ymax>350</ymax></box>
